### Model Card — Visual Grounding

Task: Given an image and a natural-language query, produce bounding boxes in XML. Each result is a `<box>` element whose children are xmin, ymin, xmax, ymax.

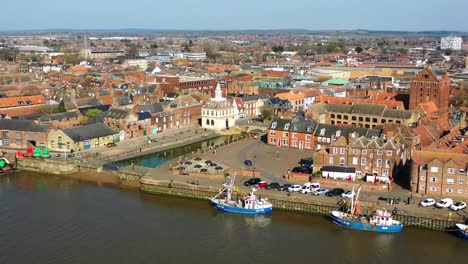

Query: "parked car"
<box><xmin>176</xmin><ymin>166</ymin><xmax>186</xmax><ymax>171</ymax></box>
<box><xmin>215</xmin><ymin>166</ymin><xmax>223</xmax><ymax>170</ymax></box>
<box><xmin>205</xmin><ymin>160</ymin><xmax>212</xmax><ymax>164</ymax></box>
<box><xmin>194</xmin><ymin>164</ymin><xmax>202</xmax><ymax>168</ymax></box>
<box><xmin>450</xmin><ymin>201</ymin><xmax>467</xmax><ymax>211</ymax></box>
<box><xmin>200</xmin><ymin>168</ymin><xmax>208</xmax><ymax>173</ymax></box>
<box><xmin>436</xmin><ymin>198</ymin><xmax>454</xmax><ymax>208</ymax></box>
<box><xmin>292</xmin><ymin>166</ymin><xmax>312</xmax><ymax>174</ymax></box>
<box><xmin>299</xmin><ymin>158</ymin><xmax>313</xmax><ymax>168</ymax></box>
<box><xmin>244</xmin><ymin>160</ymin><xmax>253</xmax><ymax>166</ymax></box>
<box><xmin>287</xmin><ymin>185</ymin><xmax>302</xmax><ymax>192</ymax></box>
<box><xmin>266</xmin><ymin>182</ymin><xmax>281</xmax><ymax>190</ymax></box>
<box><xmin>255</xmin><ymin>181</ymin><xmax>268</xmax><ymax>188</ymax></box>
<box><xmin>419</xmin><ymin>198</ymin><xmax>436</xmax><ymax>207</ymax></box>
<box><xmin>279</xmin><ymin>184</ymin><xmax>292</xmax><ymax>191</ymax></box>
<box><xmin>243</xmin><ymin>178</ymin><xmax>262</xmax><ymax>186</ymax></box>
<box><xmin>184</xmin><ymin>161</ymin><xmax>193</xmax><ymax>165</ymax></box>
<box><xmin>341</xmin><ymin>190</ymin><xmax>356</xmax><ymax>199</ymax></box>
<box><xmin>326</xmin><ymin>188</ymin><xmax>345</xmax><ymax>197</ymax></box>
<box><xmin>299</xmin><ymin>182</ymin><xmax>320</xmax><ymax>194</ymax></box>
<box><xmin>313</xmin><ymin>188</ymin><xmax>329</xmax><ymax>196</ymax></box>
<box><xmin>106</xmin><ymin>142</ymin><xmax>117</xmax><ymax>147</ymax></box>
<box><xmin>194</xmin><ymin>157</ymin><xmax>202</xmax><ymax>161</ymax></box>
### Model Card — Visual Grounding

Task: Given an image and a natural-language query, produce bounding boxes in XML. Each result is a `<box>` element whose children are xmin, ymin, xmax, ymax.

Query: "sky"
<box><xmin>1</xmin><ymin>0</ymin><xmax>467</xmax><ymax>31</ymax></box>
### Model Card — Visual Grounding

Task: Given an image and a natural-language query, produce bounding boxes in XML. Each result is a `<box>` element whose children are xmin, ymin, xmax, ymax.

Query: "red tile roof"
<box><xmin>0</xmin><ymin>95</ymin><xmax>45</xmax><ymax>109</ymax></box>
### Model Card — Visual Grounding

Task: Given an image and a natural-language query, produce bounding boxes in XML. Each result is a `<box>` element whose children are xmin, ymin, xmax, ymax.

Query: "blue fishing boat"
<box><xmin>330</xmin><ymin>186</ymin><xmax>403</xmax><ymax>233</ymax></box>
<box><xmin>455</xmin><ymin>223</ymin><xmax>468</xmax><ymax>240</ymax></box>
<box><xmin>210</xmin><ymin>175</ymin><xmax>272</xmax><ymax>215</ymax></box>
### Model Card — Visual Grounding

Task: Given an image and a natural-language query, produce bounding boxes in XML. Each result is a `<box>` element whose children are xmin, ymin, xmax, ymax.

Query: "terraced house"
<box><xmin>313</xmin><ymin>134</ymin><xmax>410</xmax><ymax>181</ymax></box>
<box><xmin>267</xmin><ymin>118</ymin><xmax>382</xmax><ymax>152</ymax></box>
<box><xmin>411</xmin><ymin>150</ymin><xmax>468</xmax><ymax>198</ymax></box>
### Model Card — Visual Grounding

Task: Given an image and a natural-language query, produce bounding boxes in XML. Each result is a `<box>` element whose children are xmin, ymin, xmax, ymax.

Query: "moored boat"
<box><xmin>455</xmin><ymin>223</ymin><xmax>468</xmax><ymax>240</ymax></box>
<box><xmin>330</xmin><ymin>186</ymin><xmax>403</xmax><ymax>233</ymax></box>
<box><xmin>210</xmin><ymin>175</ymin><xmax>272</xmax><ymax>215</ymax></box>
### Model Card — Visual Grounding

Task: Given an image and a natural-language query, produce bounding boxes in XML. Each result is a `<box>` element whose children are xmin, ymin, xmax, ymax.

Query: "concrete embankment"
<box><xmin>140</xmin><ymin>178</ymin><xmax>462</xmax><ymax>232</ymax></box>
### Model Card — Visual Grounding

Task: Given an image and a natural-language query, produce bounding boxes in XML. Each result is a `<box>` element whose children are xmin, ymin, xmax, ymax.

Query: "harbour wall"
<box><xmin>140</xmin><ymin>179</ymin><xmax>461</xmax><ymax>232</ymax></box>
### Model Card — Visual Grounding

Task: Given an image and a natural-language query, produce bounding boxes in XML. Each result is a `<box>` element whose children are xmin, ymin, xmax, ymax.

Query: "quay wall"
<box><xmin>17</xmin><ymin>158</ymin><xmax>78</xmax><ymax>174</ymax></box>
<box><xmin>140</xmin><ymin>179</ymin><xmax>461</xmax><ymax>231</ymax></box>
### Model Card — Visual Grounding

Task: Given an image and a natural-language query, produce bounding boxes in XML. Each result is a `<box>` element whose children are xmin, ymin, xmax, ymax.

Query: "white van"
<box><xmin>299</xmin><ymin>182</ymin><xmax>321</xmax><ymax>194</ymax></box>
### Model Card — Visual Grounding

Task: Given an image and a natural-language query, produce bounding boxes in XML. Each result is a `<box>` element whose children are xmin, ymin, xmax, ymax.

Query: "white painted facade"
<box><xmin>202</xmin><ymin>84</ymin><xmax>236</xmax><ymax>131</ymax></box>
<box><xmin>441</xmin><ymin>36</ymin><xmax>462</xmax><ymax>50</ymax></box>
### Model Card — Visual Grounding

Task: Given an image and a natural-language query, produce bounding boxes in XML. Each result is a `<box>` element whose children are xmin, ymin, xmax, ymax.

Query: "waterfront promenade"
<box><xmin>141</xmin><ymin>137</ymin><xmax>468</xmax><ymax>223</ymax></box>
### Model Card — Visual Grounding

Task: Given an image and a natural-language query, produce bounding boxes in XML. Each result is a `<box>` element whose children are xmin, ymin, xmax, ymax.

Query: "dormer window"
<box><xmin>293</xmin><ymin>125</ymin><xmax>297</xmax><ymax>130</ymax></box>
<box><xmin>271</xmin><ymin>122</ymin><xmax>277</xmax><ymax>129</ymax></box>
<box><xmin>307</xmin><ymin>127</ymin><xmax>312</xmax><ymax>132</ymax></box>
<box><xmin>284</xmin><ymin>124</ymin><xmax>290</xmax><ymax>130</ymax></box>
<box><xmin>320</xmin><ymin>128</ymin><xmax>325</xmax><ymax>136</ymax></box>
<box><xmin>335</xmin><ymin>130</ymin><xmax>341</xmax><ymax>138</ymax></box>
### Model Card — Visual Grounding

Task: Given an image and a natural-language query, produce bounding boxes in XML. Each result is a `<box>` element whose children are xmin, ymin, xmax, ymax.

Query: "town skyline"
<box><xmin>2</xmin><ymin>0</ymin><xmax>468</xmax><ymax>31</ymax></box>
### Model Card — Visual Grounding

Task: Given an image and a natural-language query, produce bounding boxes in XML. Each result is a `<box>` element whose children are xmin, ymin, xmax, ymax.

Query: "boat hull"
<box><xmin>210</xmin><ymin>200</ymin><xmax>272</xmax><ymax>215</ymax></box>
<box><xmin>331</xmin><ymin>211</ymin><xmax>403</xmax><ymax>233</ymax></box>
<box><xmin>455</xmin><ymin>224</ymin><xmax>468</xmax><ymax>240</ymax></box>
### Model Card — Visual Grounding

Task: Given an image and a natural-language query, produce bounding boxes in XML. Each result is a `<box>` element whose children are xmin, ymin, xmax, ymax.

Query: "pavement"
<box><xmin>142</xmin><ymin>138</ymin><xmax>468</xmax><ymax>221</ymax></box>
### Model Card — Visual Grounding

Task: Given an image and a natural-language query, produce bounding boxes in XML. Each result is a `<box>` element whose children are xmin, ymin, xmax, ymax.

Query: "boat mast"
<box><xmin>226</xmin><ymin>174</ymin><xmax>235</xmax><ymax>201</ymax></box>
<box><xmin>351</xmin><ymin>185</ymin><xmax>362</xmax><ymax>217</ymax></box>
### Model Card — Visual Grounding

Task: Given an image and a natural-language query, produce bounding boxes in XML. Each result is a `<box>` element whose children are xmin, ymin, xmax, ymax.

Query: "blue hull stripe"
<box><xmin>458</xmin><ymin>230</ymin><xmax>468</xmax><ymax>240</ymax></box>
<box><xmin>211</xmin><ymin>201</ymin><xmax>272</xmax><ymax>215</ymax></box>
<box><xmin>331</xmin><ymin>214</ymin><xmax>403</xmax><ymax>233</ymax></box>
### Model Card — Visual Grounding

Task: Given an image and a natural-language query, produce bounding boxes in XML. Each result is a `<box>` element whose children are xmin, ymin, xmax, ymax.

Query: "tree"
<box><xmin>189</xmin><ymin>40</ymin><xmax>194</xmax><ymax>47</ymax></box>
<box><xmin>57</xmin><ymin>100</ymin><xmax>66</xmax><ymax>113</ymax></box>
<box><xmin>260</xmin><ymin>105</ymin><xmax>274</xmax><ymax>120</ymax></box>
<box><xmin>83</xmin><ymin>109</ymin><xmax>102</xmax><ymax>124</ymax></box>
<box><xmin>398</xmin><ymin>48</ymin><xmax>408</xmax><ymax>55</ymax></box>
<box><xmin>272</xmin><ymin>46</ymin><xmax>284</xmax><ymax>53</ymax></box>
<box><xmin>444</xmin><ymin>48</ymin><xmax>453</xmax><ymax>56</ymax></box>
<box><xmin>355</xmin><ymin>47</ymin><xmax>363</xmax><ymax>53</ymax></box>
<box><xmin>127</xmin><ymin>46</ymin><xmax>138</xmax><ymax>57</ymax></box>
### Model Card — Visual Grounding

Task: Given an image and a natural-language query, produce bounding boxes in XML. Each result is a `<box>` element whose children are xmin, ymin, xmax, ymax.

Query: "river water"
<box><xmin>1</xmin><ymin>173</ymin><xmax>467</xmax><ymax>264</ymax></box>
<box><xmin>115</xmin><ymin>135</ymin><xmax>233</xmax><ymax>168</ymax></box>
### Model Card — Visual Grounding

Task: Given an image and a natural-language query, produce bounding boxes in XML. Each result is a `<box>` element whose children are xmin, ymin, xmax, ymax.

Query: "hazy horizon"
<box><xmin>1</xmin><ymin>0</ymin><xmax>467</xmax><ymax>32</ymax></box>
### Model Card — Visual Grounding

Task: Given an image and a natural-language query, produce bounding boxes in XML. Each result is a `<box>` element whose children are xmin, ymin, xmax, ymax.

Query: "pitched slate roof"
<box><xmin>0</xmin><ymin>119</ymin><xmax>48</xmax><ymax>132</ymax></box>
<box><xmin>267</xmin><ymin>97</ymin><xmax>291</xmax><ymax>109</ymax></box>
<box><xmin>61</xmin><ymin>124</ymin><xmax>117</xmax><ymax>142</ymax></box>
<box><xmin>269</xmin><ymin>118</ymin><xmax>292</xmax><ymax>131</ymax></box>
<box><xmin>137</xmin><ymin>112</ymin><xmax>152</xmax><ymax>121</ymax></box>
<box><xmin>351</xmin><ymin>103</ymin><xmax>386</xmax><ymax>116</ymax></box>
<box><xmin>242</xmin><ymin>94</ymin><xmax>269</xmax><ymax>102</ymax></box>
<box><xmin>327</xmin><ymin>104</ymin><xmax>353</xmax><ymax>113</ymax></box>
<box><xmin>136</xmin><ymin>102</ymin><xmax>165</xmax><ymax>113</ymax></box>
<box><xmin>105</xmin><ymin>108</ymin><xmax>131</xmax><ymax>119</ymax></box>
<box><xmin>382</xmin><ymin>109</ymin><xmax>413</xmax><ymax>119</ymax></box>
<box><xmin>290</xmin><ymin>119</ymin><xmax>318</xmax><ymax>133</ymax></box>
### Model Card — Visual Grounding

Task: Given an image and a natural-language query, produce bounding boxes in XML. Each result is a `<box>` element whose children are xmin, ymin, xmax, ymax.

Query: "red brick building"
<box><xmin>409</xmin><ymin>68</ymin><xmax>451</xmax><ymax>113</ymax></box>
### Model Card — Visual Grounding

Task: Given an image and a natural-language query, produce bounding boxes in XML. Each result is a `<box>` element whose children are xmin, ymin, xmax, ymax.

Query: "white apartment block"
<box><xmin>440</xmin><ymin>36</ymin><xmax>462</xmax><ymax>50</ymax></box>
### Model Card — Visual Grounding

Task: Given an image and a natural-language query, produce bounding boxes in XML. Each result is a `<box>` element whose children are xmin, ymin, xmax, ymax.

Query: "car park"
<box><xmin>341</xmin><ymin>190</ymin><xmax>356</xmax><ymax>199</ymax></box>
<box><xmin>255</xmin><ymin>181</ymin><xmax>268</xmax><ymax>188</ymax></box>
<box><xmin>436</xmin><ymin>198</ymin><xmax>454</xmax><ymax>208</ymax></box>
<box><xmin>266</xmin><ymin>182</ymin><xmax>281</xmax><ymax>190</ymax></box>
<box><xmin>243</xmin><ymin>178</ymin><xmax>262</xmax><ymax>186</ymax></box>
<box><xmin>244</xmin><ymin>160</ymin><xmax>253</xmax><ymax>166</ymax></box>
<box><xmin>279</xmin><ymin>184</ymin><xmax>292</xmax><ymax>191</ymax></box>
<box><xmin>313</xmin><ymin>188</ymin><xmax>328</xmax><ymax>196</ymax></box>
<box><xmin>419</xmin><ymin>198</ymin><xmax>436</xmax><ymax>207</ymax></box>
<box><xmin>450</xmin><ymin>201</ymin><xmax>466</xmax><ymax>211</ymax></box>
<box><xmin>287</xmin><ymin>185</ymin><xmax>302</xmax><ymax>192</ymax></box>
<box><xmin>325</xmin><ymin>188</ymin><xmax>345</xmax><ymax>197</ymax></box>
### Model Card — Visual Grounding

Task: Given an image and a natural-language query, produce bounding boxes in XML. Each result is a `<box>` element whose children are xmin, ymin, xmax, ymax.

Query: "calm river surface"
<box><xmin>1</xmin><ymin>173</ymin><xmax>467</xmax><ymax>264</ymax></box>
